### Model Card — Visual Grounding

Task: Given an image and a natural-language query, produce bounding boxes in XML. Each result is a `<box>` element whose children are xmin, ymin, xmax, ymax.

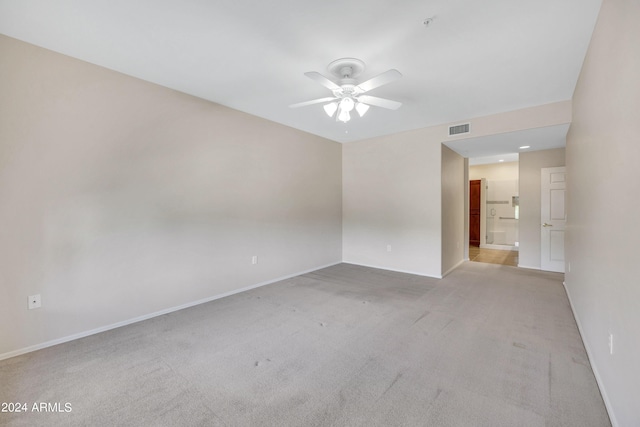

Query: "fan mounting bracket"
<box><xmin>327</xmin><ymin>58</ymin><xmax>365</xmax><ymax>80</ymax></box>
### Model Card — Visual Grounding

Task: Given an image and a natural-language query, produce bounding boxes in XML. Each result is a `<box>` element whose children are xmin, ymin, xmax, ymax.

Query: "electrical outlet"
<box><xmin>608</xmin><ymin>333</ymin><xmax>614</xmax><ymax>355</ymax></box>
<box><xmin>28</xmin><ymin>294</ymin><xmax>41</xmax><ymax>310</ymax></box>
<box><xmin>386</xmin><ymin>245</ymin><xmax>391</xmax><ymax>252</ymax></box>
<box><xmin>252</xmin><ymin>255</ymin><xmax>258</xmax><ymax>265</ymax></box>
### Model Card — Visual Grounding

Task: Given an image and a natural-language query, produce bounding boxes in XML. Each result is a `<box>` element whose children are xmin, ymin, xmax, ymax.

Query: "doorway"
<box><xmin>468</xmin><ymin>159</ymin><xmax>519</xmax><ymax>266</ymax></box>
<box><xmin>484</xmin><ymin>178</ymin><xmax>519</xmax><ymax>250</ymax></box>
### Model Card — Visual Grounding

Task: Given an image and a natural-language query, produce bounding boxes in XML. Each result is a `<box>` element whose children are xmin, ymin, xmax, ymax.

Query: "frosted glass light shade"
<box><xmin>340</xmin><ymin>97</ymin><xmax>355</xmax><ymax>112</ymax></box>
<box><xmin>323</xmin><ymin>102</ymin><xmax>338</xmax><ymax>117</ymax></box>
<box><xmin>337</xmin><ymin>109</ymin><xmax>351</xmax><ymax>123</ymax></box>
<box><xmin>355</xmin><ymin>102</ymin><xmax>370</xmax><ymax>117</ymax></box>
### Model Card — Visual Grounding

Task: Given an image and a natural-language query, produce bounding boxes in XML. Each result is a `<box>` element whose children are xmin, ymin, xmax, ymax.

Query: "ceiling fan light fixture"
<box><xmin>323</xmin><ymin>102</ymin><xmax>338</xmax><ymax>117</ymax></box>
<box><xmin>290</xmin><ymin>58</ymin><xmax>402</xmax><ymax>124</ymax></box>
<box><xmin>355</xmin><ymin>102</ymin><xmax>370</xmax><ymax>117</ymax></box>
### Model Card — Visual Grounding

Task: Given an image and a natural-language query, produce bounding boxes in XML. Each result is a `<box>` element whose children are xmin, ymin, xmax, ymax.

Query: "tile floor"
<box><xmin>469</xmin><ymin>246</ymin><xmax>518</xmax><ymax>267</ymax></box>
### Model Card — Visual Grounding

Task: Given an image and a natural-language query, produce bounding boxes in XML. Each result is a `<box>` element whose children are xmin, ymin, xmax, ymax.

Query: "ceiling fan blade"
<box><xmin>356</xmin><ymin>69</ymin><xmax>402</xmax><ymax>93</ymax></box>
<box><xmin>289</xmin><ymin>97</ymin><xmax>337</xmax><ymax>108</ymax></box>
<box><xmin>304</xmin><ymin>72</ymin><xmax>341</xmax><ymax>91</ymax></box>
<box><xmin>358</xmin><ymin>95</ymin><xmax>402</xmax><ymax>110</ymax></box>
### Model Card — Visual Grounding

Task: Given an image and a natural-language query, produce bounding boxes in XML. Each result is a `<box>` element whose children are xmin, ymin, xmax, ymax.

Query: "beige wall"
<box><xmin>342</xmin><ymin>128</ymin><xmax>443</xmax><ymax>276</ymax></box>
<box><xmin>0</xmin><ymin>35</ymin><xmax>342</xmax><ymax>357</ymax></box>
<box><xmin>565</xmin><ymin>0</ymin><xmax>640</xmax><ymax>425</ymax></box>
<box><xmin>518</xmin><ymin>148</ymin><xmax>565</xmax><ymax>269</ymax></box>
<box><xmin>469</xmin><ymin>161</ymin><xmax>519</xmax><ymax>181</ymax></box>
<box><xmin>343</xmin><ymin>102</ymin><xmax>571</xmax><ymax>278</ymax></box>
<box><xmin>441</xmin><ymin>146</ymin><xmax>465</xmax><ymax>275</ymax></box>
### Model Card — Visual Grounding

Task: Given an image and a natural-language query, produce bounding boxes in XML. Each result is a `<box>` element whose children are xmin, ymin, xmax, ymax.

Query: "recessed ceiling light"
<box><xmin>499</xmin><ymin>159</ymin><xmax>505</xmax><ymax>162</ymax></box>
<box><xmin>519</xmin><ymin>145</ymin><xmax>530</xmax><ymax>149</ymax></box>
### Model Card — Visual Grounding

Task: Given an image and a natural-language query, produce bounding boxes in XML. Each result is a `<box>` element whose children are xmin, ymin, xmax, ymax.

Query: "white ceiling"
<box><xmin>0</xmin><ymin>0</ymin><xmax>601</xmax><ymax>144</ymax></box>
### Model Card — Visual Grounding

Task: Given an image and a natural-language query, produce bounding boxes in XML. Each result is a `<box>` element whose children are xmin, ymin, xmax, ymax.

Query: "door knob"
<box><xmin>542</xmin><ymin>223</ymin><xmax>553</xmax><ymax>227</ymax></box>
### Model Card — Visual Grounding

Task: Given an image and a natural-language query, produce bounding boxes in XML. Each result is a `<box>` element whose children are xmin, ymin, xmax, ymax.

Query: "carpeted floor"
<box><xmin>0</xmin><ymin>262</ymin><xmax>610</xmax><ymax>426</ymax></box>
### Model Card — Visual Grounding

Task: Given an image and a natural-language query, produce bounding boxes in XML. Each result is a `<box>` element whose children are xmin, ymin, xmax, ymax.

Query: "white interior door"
<box><xmin>541</xmin><ymin>167</ymin><xmax>566</xmax><ymax>272</ymax></box>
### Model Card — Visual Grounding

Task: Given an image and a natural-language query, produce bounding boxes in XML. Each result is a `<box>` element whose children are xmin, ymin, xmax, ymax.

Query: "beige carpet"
<box><xmin>0</xmin><ymin>262</ymin><xmax>610</xmax><ymax>426</ymax></box>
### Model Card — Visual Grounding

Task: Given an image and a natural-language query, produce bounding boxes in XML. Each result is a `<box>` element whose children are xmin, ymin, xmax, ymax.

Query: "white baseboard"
<box><xmin>0</xmin><ymin>261</ymin><xmax>341</xmax><ymax>362</ymax></box>
<box><xmin>517</xmin><ymin>264</ymin><xmax>540</xmax><ymax>270</ymax></box>
<box><xmin>562</xmin><ymin>281</ymin><xmax>618</xmax><ymax>427</ymax></box>
<box><xmin>442</xmin><ymin>259</ymin><xmax>465</xmax><ymax>277</ymax></box>
<box><xmin>342</xmin><ymin>261</ymin><xmax>442</xmax><ymax>279</ymax></box>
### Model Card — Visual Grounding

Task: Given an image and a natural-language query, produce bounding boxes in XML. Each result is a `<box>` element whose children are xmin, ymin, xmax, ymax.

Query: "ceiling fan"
<box><xmin>289</xmin><ymin>58</ymin><xmax>402</xmax><ymax>123</ymax></box>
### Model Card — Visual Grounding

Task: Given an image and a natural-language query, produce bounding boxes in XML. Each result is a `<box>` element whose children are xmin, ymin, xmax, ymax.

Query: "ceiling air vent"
<box><xmin>448</xmin><ymin>123</ymin><xmax>470</xmax><ymax>136</ymax></box>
